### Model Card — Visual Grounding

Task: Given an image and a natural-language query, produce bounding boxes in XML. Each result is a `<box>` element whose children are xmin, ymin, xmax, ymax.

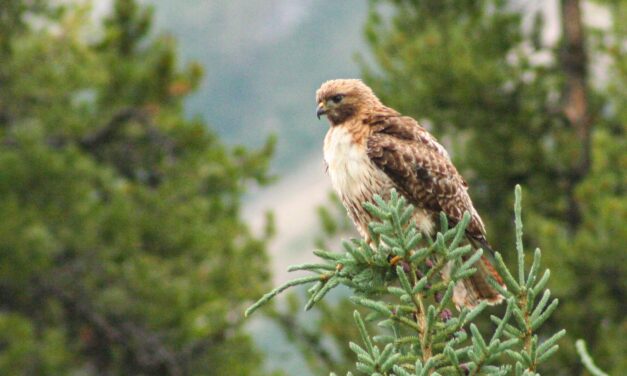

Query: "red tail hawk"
<box><xmin>316</xmin><ymin>79</ymin><xmax>504</xmax><ymax>308</ymax></box>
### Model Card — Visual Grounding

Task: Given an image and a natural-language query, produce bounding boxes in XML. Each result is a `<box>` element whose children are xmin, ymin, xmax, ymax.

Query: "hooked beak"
<box><xmin>316</xmin><ymin>103</ymin><xmax>326</xmax><ymax>119</ymax></box>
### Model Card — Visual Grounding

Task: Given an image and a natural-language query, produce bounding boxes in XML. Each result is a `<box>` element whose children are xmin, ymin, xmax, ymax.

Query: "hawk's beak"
<box><xmin>316</xmin><ymin>103</ymin><xmax>326</xmax><ymax>119</ymax></box>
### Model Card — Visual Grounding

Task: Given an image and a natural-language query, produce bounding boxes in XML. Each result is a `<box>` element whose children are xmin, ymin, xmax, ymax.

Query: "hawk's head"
<box><xmin>316</xmin><ymin>79</ymin><xmax>381</xmax><ymax>126</ymax></box>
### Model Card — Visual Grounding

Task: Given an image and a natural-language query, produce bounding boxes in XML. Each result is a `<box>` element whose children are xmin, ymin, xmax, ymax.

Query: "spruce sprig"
<box><xmin>246</xmin><ymin>186</ymin><xmax>564</xmax><ymax>375</ymax></box>
<box><xmin>575</xmin><ymin>339</ymin><xmax>608</xmax><ymax>376</ymax></box>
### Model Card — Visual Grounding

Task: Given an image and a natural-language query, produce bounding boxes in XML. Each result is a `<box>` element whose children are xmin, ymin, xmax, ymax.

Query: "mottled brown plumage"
<box><xmin>316</xmin><ymin>79</ymin><xmax>504</xmax><ymax>308</ymax></box>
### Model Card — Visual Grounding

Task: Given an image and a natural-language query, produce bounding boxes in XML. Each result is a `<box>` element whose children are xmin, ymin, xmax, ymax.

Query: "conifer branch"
<box><xmin>246</xmin><ymin>186</ymin><xmax>565</xmax><ymax>375</ymax></box>
<box><xmin>575</xmin><ymin>340</ymin><xmax>608</xmax><ymax>376</ymax></box>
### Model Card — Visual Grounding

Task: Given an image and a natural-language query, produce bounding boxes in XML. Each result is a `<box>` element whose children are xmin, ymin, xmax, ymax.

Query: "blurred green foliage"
<box><xmin>0</xmin><ymin>0</ymin><xmax>276</xmax><ymax>374</ymax></box>
<box><xmin>266</xmin><ymin>292</ymin><xmax>364</xmax><ymax>376</ymax></box>
<box><xmin>359</xmin><ymin>0</ymin><xmax>626</xmax><ymax>374</ymax></box>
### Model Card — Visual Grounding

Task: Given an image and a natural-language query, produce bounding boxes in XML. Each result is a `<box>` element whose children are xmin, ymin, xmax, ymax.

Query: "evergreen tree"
<box><xmin>0</xmin><ymin>0</ymin><xmax>276</xmax><ymax>374</ymax></box>
<box><xmin>360</xmin><ymin>0</ymin><xmax>625</xmax><ymax>373</ymax></box>
<box><xmin>248</xmin><ymin>186</ymin><xmax>566</xmax><ymax>375</ymax></box>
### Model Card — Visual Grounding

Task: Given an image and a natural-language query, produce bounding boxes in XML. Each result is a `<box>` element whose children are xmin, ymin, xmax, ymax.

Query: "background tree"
<box><xmin>360</xmin><ymin>0</ymin><xmax>625</xmax><ymax>374</ymax></box>
<box><xmin>0</xmin><ymin>0</ymin><xmax>276</xmax><ymax>374</ymax></box>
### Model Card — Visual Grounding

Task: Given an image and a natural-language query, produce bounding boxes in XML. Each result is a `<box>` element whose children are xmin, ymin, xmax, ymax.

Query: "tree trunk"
<box><xmin>560</xmin><ymin>0</ymin><xmax>591</xmax><ymax>230</ymax></box>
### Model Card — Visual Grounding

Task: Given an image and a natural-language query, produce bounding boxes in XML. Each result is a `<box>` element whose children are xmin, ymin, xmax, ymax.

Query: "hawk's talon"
<box><xmin>389</xmin><ymin>255</ymin><xmax>402</xmax><ymax>266</ymax></box>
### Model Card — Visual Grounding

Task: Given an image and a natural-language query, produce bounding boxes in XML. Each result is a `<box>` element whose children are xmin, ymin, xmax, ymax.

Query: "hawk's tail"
<box><xmin>449</xmin><ymin>238</ymin><xmax>505</xmax><ymax>309</ymax></box>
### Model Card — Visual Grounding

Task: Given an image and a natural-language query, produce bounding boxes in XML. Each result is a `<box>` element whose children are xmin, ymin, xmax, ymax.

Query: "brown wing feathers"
<box><xmin>366</xmin><ymin>115</ymin><xmax>504</xmax><ymax>307</ymax></box>
<box><xmin>366</xmin><ymin>115</ymin><xmax>484</xmax><ymax>238</ymax></box>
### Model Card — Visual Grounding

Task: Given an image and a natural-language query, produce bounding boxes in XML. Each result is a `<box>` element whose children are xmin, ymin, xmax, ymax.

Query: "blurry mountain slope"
<box><xmin>147</xmin><ymin>0</ymin><xmax>368</xmax><ymax>171</ymax></box>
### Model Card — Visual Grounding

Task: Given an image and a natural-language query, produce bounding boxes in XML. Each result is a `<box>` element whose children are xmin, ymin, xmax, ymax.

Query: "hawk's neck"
<box><xmin>332</xmin><ymin>106</ymin><xmax>398</xmax><ymax>145</ymax></box>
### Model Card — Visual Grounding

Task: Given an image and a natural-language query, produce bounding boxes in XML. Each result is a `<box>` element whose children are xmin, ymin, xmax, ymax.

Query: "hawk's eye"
<box><xmin>330</xmin><ymin>94</ymin><xmax>344</xmax><ymax>104</ymax></box>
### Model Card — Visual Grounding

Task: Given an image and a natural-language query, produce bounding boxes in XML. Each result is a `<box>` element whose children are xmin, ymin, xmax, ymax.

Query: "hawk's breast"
<box><xmin>323</xmin><ymin>126</ymin><xmax>435</xmax><ymax>238</ymax></box>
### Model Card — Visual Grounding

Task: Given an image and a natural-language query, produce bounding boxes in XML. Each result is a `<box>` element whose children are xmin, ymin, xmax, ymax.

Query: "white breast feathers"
<box><xmin>323</xmin><ymin>125</ymin><xmax>436</xmax><ymax>237</ymax></box>
<box><xmin>323</xmin><ymin>127</ymin><xmax>384</xmax><ymax>203</ymax></box>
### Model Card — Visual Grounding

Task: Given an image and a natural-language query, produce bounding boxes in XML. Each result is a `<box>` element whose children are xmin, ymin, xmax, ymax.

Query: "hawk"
<box><xmin>316</xmin><ymin>79</ymin><xmax>504</xmax><ymax>308</ymax></box>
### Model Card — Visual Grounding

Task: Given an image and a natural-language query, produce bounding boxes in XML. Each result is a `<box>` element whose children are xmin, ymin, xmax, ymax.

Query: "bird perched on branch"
<box><xmin>316</xmin><ymin>78</ymin><xmax>504</xmax><ymax>308</ymax></box>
